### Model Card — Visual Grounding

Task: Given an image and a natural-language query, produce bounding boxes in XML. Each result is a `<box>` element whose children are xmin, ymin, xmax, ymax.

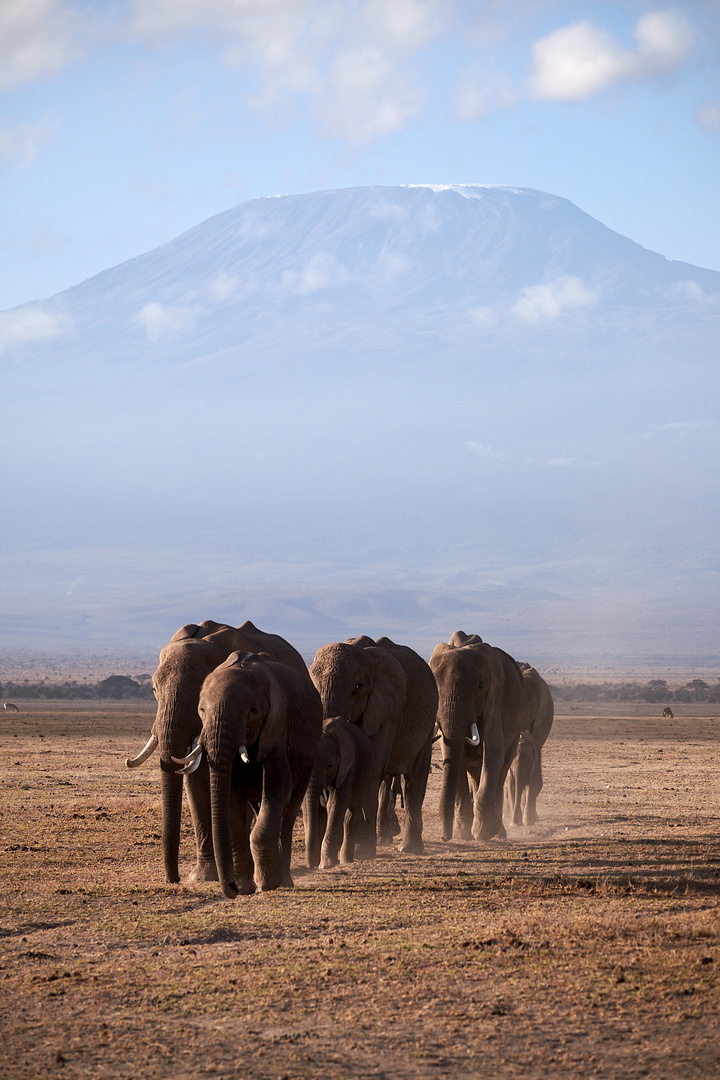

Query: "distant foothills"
<box><xmin>2</xmin><ymin>674</ymin><xmax>719</xmax><ymax>705</ymax></box>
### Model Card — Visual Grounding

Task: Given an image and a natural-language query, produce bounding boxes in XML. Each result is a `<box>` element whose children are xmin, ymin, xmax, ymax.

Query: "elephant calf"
<box><xmin>505</xmin><ymin>731</ymin><xmax>542</xmax><ymax>826</ymax></box>
<box><xmin>303</xmin><ymin>718</ymin><xmax>375</xmax><ymax>869</ymax></box>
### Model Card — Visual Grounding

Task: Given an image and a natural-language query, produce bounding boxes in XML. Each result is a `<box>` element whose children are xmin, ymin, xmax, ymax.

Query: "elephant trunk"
<box><xmin>208</xmin><ymin>712</ymin><xmax>243</xmax><ymax>899</ymax></box>
<box><xmin>155</xmin><ymin>693</ymin><xmax>203</xmax><ymax>884</ymax></box>
<box><xmin>439</xmin><ymin>740</ymin><xmax>465</xmax><ymax>841</ymax></box>
<box><xmin>437</xmin><ymin>689</ymin><xmax>477</xmax><ymax>842</ymax></box>
<box><xmin>319</xmin><ymin>688</ymin><xmax>351</xmax><ymax>722</ymax></box>
<box><xmin>303</xmin><ymin>766</ymin><xmax>326</xmax><ymax>869</ymax></box>
<box><xmin>160</xmin><ymin>767</ymin><xmax>183</xmax><ymax>883</ymax></box>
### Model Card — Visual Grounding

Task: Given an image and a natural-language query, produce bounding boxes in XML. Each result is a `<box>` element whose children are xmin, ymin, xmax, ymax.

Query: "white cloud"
<box><xmin>545</xmin><ymin>456</ymin><xmax>602</xmax><ymax>468</ymax></box>
<box><xmin>0</xmin><ymin>119</ymin><xmax>56</xmax><ymax>169</ymax></box>
<box><xmin>696</xmin><ymin>101</ymin><xmax>720</xmax><ymax>131</ymax></box>
<box><xmin>455</xmin><ymin>65</ymin><xmax>518</xmax><ymax>121</ymax></box>
<box><xmin>0</xmin><ymin>0</ymin><xmax>87</xmax><ymax>91</ymax></box>
<box><xmin>666</xmin><ymin>280</ymin><xmax>720</xmax><ymax>305</ymax></box>
<box><xmin>208</xmin><ymin>272</ymin><xmax>238</xmax><ymax>302</ymax></box>
<box><xmin>372</xmin><ymin>250</ymin><xmax>411</xmax><ymax>284</ymax></box>
<box><xmin>530</xmin><ymin>11</ymin><xmax>694</xmax><ymax>102</ymax></box>
<box><xmin>0</xmin><ymin>306</ymin><xmax>72</xmax><ymax>349</ymax></box>
<box><xmin>466</xmin><ymin>441</ymin><xmax>500</xmax><ymax>459</ymax></box>
<box><xmin>136</xmin><ymin>302</ymin><xmax>196</xmax><ymax>342</ymax></box>
<box><xmin>281</xmin><ymin>252</ymin><xmax>351</xmax><ymax>295</ymax></box>
<box><xmin>128</xmin><ymin>0</ymin><xmax>442</xmax><ymax>142</ymax></box>
<box><xmin>512</xmin><ymin>276</ymin><xmax>597</xmax><ymax>322</ymax></box>
<box><xmin>469</xmin><ymin>305</ymin><xmax>498</xmax><ymax>330</ymax></box>
<box><xmin>661</xmin><ymin>422</ymin><xmax>704</xmax><ymax>431</ymax></box>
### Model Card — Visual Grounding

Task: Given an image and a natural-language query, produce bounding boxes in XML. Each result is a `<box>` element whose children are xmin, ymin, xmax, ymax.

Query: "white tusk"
<box><xmin>178</xmin><ymin>752</ymin><xmax>202</xmax><ymax>776</ymax></box>
<box><xmin>171</xmin><ymin>737</ymin><xmax>201</xmax><ymax>765</ymax></box>
<box><xmin>239</xmin><ymin>744</ymin><xmax>250</xmax><ymax>764</ymax></box>
<box><xmin>465</xmin><ymin>722</ymin><xmax>480</xmax><ymax>747</ymax></box>
<box><xmin>125</xmin><ymin>733</ymin><xmax>158</xmax><ymax>768</ymax></box>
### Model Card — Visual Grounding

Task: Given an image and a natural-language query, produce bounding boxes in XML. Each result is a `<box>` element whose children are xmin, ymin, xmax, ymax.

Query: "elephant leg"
<box><xmin>454</xmin><ymin>770</ymin><xmax>474</xmax><ymax>841</ymax></box>
<box><xmin>322</xmin><ymin>789</ymin><xmax>348</xmax><ymax>868</ymax></box>
<box><xmin>355</xmin><ymin>785</ymin><xmax>379</xmax><ymax>860</ymax></box>
<box><xmin>472</xmin><ymin>727</ymin><xmax>505</xmax><ymax>840</ymax></box>
<box><xmin>398</xmin><ymin>740</ymin><xmax>432</xmax><ymax>855</ymax></box>
<box><xmin>184</xmin><ymin>758</ymin><xmax>220</xmax><ymax>882</ymax></box>
<box><xmin>377</xmin><ymin>778</ymin><xmax>399</xmax><ymax>845</ymax></box>
<box><xmin>340</xmin><ymin>806</ymin><xmax>360</xmax><ymax>865</ymax></box>
<box><xmin>230</xmin><ymin>796</ymin><xmax>255</xmax><ymax>895</ymax></box>
<box><xmin>278</xmin><ymin>785</ymin><xmax>307</xmax><ymax>887</ymax></box>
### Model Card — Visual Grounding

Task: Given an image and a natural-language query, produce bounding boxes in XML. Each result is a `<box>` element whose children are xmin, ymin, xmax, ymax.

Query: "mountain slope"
<box><xmin>1</xmin><ymin>185</ymin><xmax>718</xmax><ymax>667</ymax></box>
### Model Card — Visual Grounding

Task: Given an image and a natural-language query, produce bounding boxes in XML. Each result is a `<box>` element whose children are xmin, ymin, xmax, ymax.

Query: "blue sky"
<box><xmin>1</xmin><ymin>1</ymin><xmax>719</xmax><ymax>312</ymax></box>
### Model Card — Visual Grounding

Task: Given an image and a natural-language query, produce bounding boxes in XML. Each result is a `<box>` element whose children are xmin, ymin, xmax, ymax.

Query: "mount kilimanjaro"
<box><xmin>1</xmin><ymin>185</ymin><xmax>718</xmax><ymax>670</ymax></box>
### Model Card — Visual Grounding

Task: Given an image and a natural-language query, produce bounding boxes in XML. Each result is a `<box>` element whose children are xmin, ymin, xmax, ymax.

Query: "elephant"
<box><xmin>180</xmin><ymin>650</ymin><xmax>322</xmax><ymax>898</ymax></box>
<box><xmin>505</xmin><ymin>663</ymin><xmax>554</xmax><ymax>827</ymax></box>
<box><xmin>309</xmin><ymin>635</ymin><xmax>438</xmax><ymax>857</ymax></box>
<box><xmin>303</xmin><ymin>717</ymin><xmax>375</xmax><ymax>869</ymax></box>
<box><xmin>124</xmin><ymin>619</ymin><xmax>306</xmax><ymax>884</ymax></box>
<box><xmin>429</xmin><ymin>631</ymin><xmax>538</xmax><ymax>842</ymax></box>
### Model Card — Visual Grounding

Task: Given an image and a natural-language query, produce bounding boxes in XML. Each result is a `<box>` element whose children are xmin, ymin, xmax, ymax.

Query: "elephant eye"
<box><xmin>353</xmin><ymin>682</ymin><xmax>363</xmax><ymax>692</ymax></box>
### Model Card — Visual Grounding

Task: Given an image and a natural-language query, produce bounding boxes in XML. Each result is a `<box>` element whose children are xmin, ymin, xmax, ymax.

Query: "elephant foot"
<box><xmin>256</xmin><ymin>867</ymin><xmax>287</xmax><ymax>892</ymax></box>
<box><xmin>237</xmin><ymin>876</ymin><xmax>256</xmax><ymax>896</ymax></box>
<box><xmin>320</xmin><ymin>857</ymin><xmax>338</xmax><ymax>870</ymax></box>
<box><xmin>475</xmin><ymin>813</ymin><xmax>504</xmax><ymax>841</ymax></box>
<box><xmin>185</xmin><ymin>861</ymin><xmax>219</xmax><ymax>884</ymax></box>
<box><xmin>377</xmin><ymin>833</ymin><xmax>395</xmax><ymax>847</ymax></box>
<box><xmin>398</xmin><ymin>837</ymin><xmax>424</xmax><ymax>856</ymax></box>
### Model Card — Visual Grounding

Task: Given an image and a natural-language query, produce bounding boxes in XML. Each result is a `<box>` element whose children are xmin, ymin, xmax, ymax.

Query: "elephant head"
<box><xmin>125</xmin><ymin>620</ymin><xmax>252</xmax><ymax>884</ymax></box>
<box><xmin>309</xmin><ymin>639</ymin><xmax>406</xmax><ymax>735</ymax></box>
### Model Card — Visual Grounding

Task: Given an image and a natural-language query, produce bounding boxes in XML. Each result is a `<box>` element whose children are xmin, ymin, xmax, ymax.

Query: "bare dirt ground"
<box><xmin>1</xmin><ymin>701</ymin><xmax>718</xmax><ymax>1079</ymax></box>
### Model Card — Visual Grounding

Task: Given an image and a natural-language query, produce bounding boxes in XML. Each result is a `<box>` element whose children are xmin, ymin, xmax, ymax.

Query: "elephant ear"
<box><xmin>257</xmin><ymin>664</ymin><xmax>288</xmax><ymax>762</ymax></box>
<box><xmin>449</xmin><ymin>630</ymin><xmax>483</xmax><ymax>647</ymax></box>
<box><xmin>169</xmin><ymin>623</ymin><xmax>201</xmax><ymax>642</ymax></box>
<box><xmin>224</xmin><ymin>650</ymin><xmax>251</xmax><ymax>667</ymax></box>
<box><xmin>333</xmin><ymin>724</ymin><xmax>357</xmax><ymax>789</ymax></box>
<box><xmin>360</xmin><ymin>647</ymin><xmax>407</xmax><ymax>737</ymax></box>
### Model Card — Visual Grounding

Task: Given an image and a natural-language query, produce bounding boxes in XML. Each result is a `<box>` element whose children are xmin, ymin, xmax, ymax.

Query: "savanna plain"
<box><xmin>1</xmin><ymin>698</ymin><xmax>718</xmax><ymax>1080</ymax></box>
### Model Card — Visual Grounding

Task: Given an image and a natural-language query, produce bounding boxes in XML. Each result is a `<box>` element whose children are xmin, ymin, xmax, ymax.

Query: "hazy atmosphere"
<box><xmin>1</xmin><ymin>1</ymin><xmax>719</xmax><ymax>674</ymax></box>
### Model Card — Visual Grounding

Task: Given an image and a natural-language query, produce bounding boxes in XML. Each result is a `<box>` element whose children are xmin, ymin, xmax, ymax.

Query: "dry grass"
<box><xmin>1</xmin><ymin>703</ymin><xmax>719</xmax><ymax>1079</ymax></box>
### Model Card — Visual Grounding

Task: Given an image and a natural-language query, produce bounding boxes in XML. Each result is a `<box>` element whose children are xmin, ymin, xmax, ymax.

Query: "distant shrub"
<box><xmin>549</xmin><ymin>679</ymin><xmax>720</xmax><ymax>704</ymax></box>
<box><xmin>0</xmin><ymin>676</ymin><xmax>153</xmax><ymax>701</ymax></box>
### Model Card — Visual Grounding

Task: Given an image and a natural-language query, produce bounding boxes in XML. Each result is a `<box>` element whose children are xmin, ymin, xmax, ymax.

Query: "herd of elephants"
<box><xmin>124</xmin><ymin>621</ymin><xmax>554</xmax><ymax>899</ymax></box>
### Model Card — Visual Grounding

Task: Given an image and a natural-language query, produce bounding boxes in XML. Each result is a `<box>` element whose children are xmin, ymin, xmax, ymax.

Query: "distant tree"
<box><xmin>642</xmin><ymin>679</ymin><xmax>669</xmax><ymax>703</ymax></box>
<box><xmin>95</xmin><ymin>675</ymin><xmax>152</xmax><ymax>700</ymax></box>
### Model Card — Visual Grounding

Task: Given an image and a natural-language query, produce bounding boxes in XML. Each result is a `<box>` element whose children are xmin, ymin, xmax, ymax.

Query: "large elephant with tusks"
<box><xmin>429</xmin><ymin>631</ymin><xmax>534</xmax><ymax>842</ymax></box>
<box><xmin>124</xmin><ymin>619</ymin><xmax>306</xmax><ymax>884</ymax></box>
